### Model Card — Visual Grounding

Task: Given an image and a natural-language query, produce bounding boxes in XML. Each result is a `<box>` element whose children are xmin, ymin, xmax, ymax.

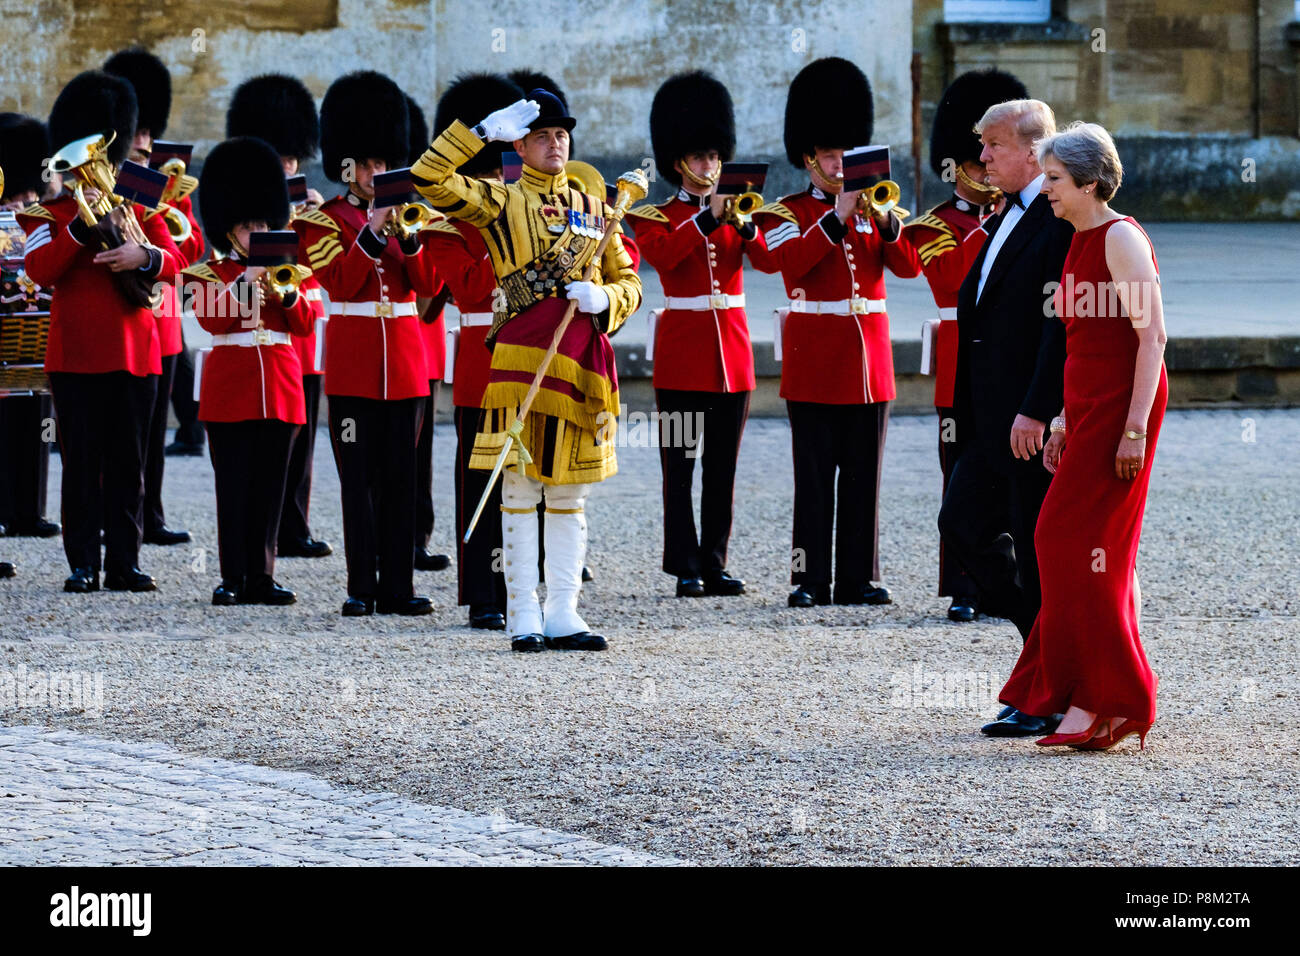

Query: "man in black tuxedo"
<box><xmin>937</xmin><ymin>98</ymin><xmax>1072</xmax><ymax>737</ymax></box>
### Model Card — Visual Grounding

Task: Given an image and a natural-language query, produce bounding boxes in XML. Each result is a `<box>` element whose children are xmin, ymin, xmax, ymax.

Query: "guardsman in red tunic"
<box><xmin>185</xmin><ymin>137</ymin><xmax>312</xmax><ymax>606</ymax></box>
<box><xmin>226</xmin><ymin>72</ymin><xmax>334</xmax><ymax>561</ymax></box>
<box><xmin>627</xmin><ymin>71</ymin><xmax>769</xmax><ymax>600</ymax></box>
<box><xmin>19</xmin><ymin>71</ymin><xmax>183</xmax><ymax>593</ymax></box>
<box><xmin>104</xmin><ymin>47</ymin><xmax>194</xmax><ymax>549</ymax></box>
<box><xmin>751</xmin><ymin>57</ymin><xmax>921</xmax><ymax>609</ymax></box>
<box><xmin>903</xmin><ymin>68</ymin><xmax>1028</xmax><ymax>624</ymax></box>
<box><xmin>403</xmin><ymin>93</ymin><xmax>453</xmax><ymax>575</ymax></box>
<box><xmin>422</xmin><ymin>72</ymin><xmax>527</xmax><ymax>631</ymax></box>
<box><xmin>294</xmin><ymin>71</ymin><xmax>442</xmax><ymax>617</ymax></box>
<box><xmin>0</xmin><ymin>113</ymin><xmax>60</xmax><ymax>541</ymax></box>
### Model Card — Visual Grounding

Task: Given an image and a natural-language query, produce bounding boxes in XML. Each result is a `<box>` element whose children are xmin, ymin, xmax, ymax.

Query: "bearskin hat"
<box><xmin>48</xmin><ymin>70</ymin><xmax>138</xmax><ymax>167</ymax></box>
<box><xmin>649</xmin><ymin>71</ymin><xmax>735</xmax><ymax>188</ymax></box>
<box><xmin>226</xmin><ymin>74</ymin><xmax>319</xmax><ymax>162</ymax></box>
<box><xmin>784</xmin><ymin>57</ymin><xmax>873</xmax><ymax>169</ymax></box>
<box><xmin>319</xmin><ymin>71</ymin><xmax>409</xmax><ymax>183</ymax></box>
<box><xmin>930</xmin><ymin>68</ymin><xmax>1030</xmax><ymax>178</ymax></box>
<box><xmin>404</xmin><ymin>94</ymin><xmax>428</xmax><ymax>166</ymax></box>
<box><xmin>198</xmin><ymin>136</ymin><xmax>290</xmax><ymax>256</ymax></box>
<box><xmin>434</xmin><ymin>73</ymin><xmax>526</xmax><ymax>176</ymax></box>
<box><xmin>103</xmin><ymin>47</ymin><xmax>172</xmax><ymax>139</ymax></box>
<box><xmin>0</xmin><ymin>113</ymin><xmax>51</xmax><ymax>201</ymax></box>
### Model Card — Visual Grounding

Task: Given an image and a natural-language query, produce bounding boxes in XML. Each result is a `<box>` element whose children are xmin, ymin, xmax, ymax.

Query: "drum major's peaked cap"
<box><xmin>508</xmin><ymin>70</ymin><xmax>575</xmax><ymax>156</ymax></box>
<box><xmin>198</xmin><ymin>136</ymin><xmax>290</xmax><ymax>256</ymax></box>
<box><xmin>650</xmin><ymin>71</ymin><xmax>735</xmax><ymax>188</ymax></box>
<box><xmin>48</xmin><ymin>70</ymin><xmax>138</xmax><ymax>167</ymax></box>
<box><xmin>0</xmin><ymin>113</ymin><xmax>51</xmax><ymax>200</ymax></box>
<box><xmin>319</xmin><ymin>70</ymin><xmax>409</xmax><ymax>183</ymax></box>
<box><xmin>784</xmin><ymin>57</ymin><xmax>873</xmax><ymax>169</ymax></box>
<box><xmin>226</xmin><ymin>74</ymin><xmax>320</xmax><ymax>162</ymax></box>
<box><xmin>103</xmin><ymin>47</ymin><xmax>172</xmax><ymax>139</ymax></box>
<box><xmin>434</xmin><ymin>73</ymin><xmax>524</xmax><ymax>176</ymax></box>
<box><xmin>930</xmin><ymin>68</ymin><xmax>1029</xmax><ymax>178</ymax></box>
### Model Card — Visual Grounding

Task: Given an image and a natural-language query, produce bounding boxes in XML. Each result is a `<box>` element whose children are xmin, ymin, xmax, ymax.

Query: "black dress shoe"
<box><xmin>341</xmin><ymin>596</ymin><xmax>375</xmax><ymax>616</ymax></box>
<box><xmin>980</xmin><ymin>709</ymin><xmax>1063</xmax><ymax>737</ymax></box>
<box><xmin>414</xmin><ymin>548</ymin><xmax>451</xmax><ymax>571</ymax></box>
<box><xmin>675</xmin><ymin>576</ymin><xmax>705</xmax><ymax>598</ymax></box>
<box><xmin>995</xmin><ymin>705</ymin><xmax>1015</xmax><ymax>721</ymax></box>
<box><xmin>103</xmin><ymin>567</ymin><xmax>157</xmax><ymax>592</ymax></box>
<box><xmin>144</xmin><ymin>526</ymin><xmax>191</xmax><ymax>546</ymax></box>
<box><xmin>511</xmin><ymin>633</ymin><xmax>546</xmax><ymax>653</ymax></box>
<box><xmin>165</xmin><ymin>440</ymin><xmax>204</xmax><ymax>457</ymax></box>
<box><xmin>278</xmin><ymin>536</ymin><xmax>332</xmax><ymax>558</ymax></box>
<box><xmin>581</xmin><ymin>566</ymin><xmax>594</xmax><ymax>583</ymax></box>
<box><xmin>7</xmin><ymin>518</ymin><xmax>60</xmax><ymax>538</ymax></box>
<box><xmin>212</xmin><ymin>582</ymin><xmax>241</xmax><ymax>606</ymax></box>
<box><xmin>376</xmin><ymin>595</ymin><xmax>434</xmax><ymax>616</ymax></box>
<box><xmin>948</xmin><ymin>596</ymin><xmax>978</xmax><ymax>622</ymax></box>
<box><xmin>1</xmin><ymin>561</ymin><xmax>17</xmax><ymax>579</ymax></box>
<box><xmin>544</xmin><ymin>632</ymin><xmax>607</xmax><ymax>651</ymax></box>
<box><xmin>703</xmin><ymin>570</ymin><xmax>745</xmax><ymax>596</ymax></box>
<box><xmin>468</xmin><ymin>605</ymin><xmax>506</xmax><ymax>629</ymax></box>
<box><xmin>833</xmin><ymin>583</ymin><xmax>892</xmax><ymax>605</ymax></box>
<box><xmin>241</xmin><ymin>577</ymin><xmax>296</xmax><ymax>606</ymax></box>
<box><xmin>788</xmin><ymin>584</ymin><xmax>831</xmax><ymax>608</ymax></box>
<box><xmin>64</xmin><ymin>567</ymin><xmax>99</xmax><ymax>593</ymax></box>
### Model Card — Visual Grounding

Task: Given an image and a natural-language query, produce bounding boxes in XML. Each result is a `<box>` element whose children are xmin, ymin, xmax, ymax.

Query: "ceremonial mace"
<box><xmin>463</xmin><ymin>168</ymin><xmax>649</xmax><ymax>543</ymax></box>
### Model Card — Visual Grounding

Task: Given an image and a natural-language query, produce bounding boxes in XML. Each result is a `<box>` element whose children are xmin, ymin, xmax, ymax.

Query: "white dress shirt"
<box><xmin>976</xmin><ymin>173</ymin><xmax>1046</xmax><ymax>303</ymax></box>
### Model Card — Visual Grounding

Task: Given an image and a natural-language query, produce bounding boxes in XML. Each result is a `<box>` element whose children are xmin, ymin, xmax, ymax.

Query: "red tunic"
<box><xmin>292</xmin><ymin>193</ymin><xmax>442</xmax><ymax>401</ymax></box>
<box><xmin>1001</xmin><ymin>217</ymin><xmax>1166</xmax><ymax>722</ymax></box>
<box><xmin>423</xmin><ymin>219</ymin><xmax>499</xmax><ymax>408</ymax></box>
<box><xmin>145</xmin><ymin>191</ymin><xmax>205</xmax><ymax>358</ymax></box>
<box><xmin>185</xmin><ymin>257</ymin><xmax>312</xmax><ymax>424</ymax></box>
<box><xmin>627</xmin><ymin>191</ymin><xmax>769</xmax><ymax>393</ymax></box>
<box><xmin>752</xmin><ymin>188</ymin><xmax>920</xmax><ymax>405</ymax></box>
<box><xmin>902</xmin><ymin>195</ymin><xmax>991</xmax><ymax>406</ymax></box>
<box><xmin>18</xmin><ymin>193</ymin><xmax>182</xmax><ymax>377</ymax></box>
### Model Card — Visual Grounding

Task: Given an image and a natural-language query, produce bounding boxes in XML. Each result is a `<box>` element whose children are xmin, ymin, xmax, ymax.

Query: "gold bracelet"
<box><xmin>1124</xmin><ymin>429</ymin><xmax>1146</xmax><ymax>440</ymax></box>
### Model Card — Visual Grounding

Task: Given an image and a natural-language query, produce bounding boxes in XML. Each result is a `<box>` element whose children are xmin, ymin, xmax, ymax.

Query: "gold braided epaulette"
<box><xmin>180</xmin><ymin>262</ymin><xmax>222</xmax><ymax>283</ymax></box>
<box><xmin>293</xmin><ymin>208</ymin><xmax>339</xmax><ymax>232</ymax></box>
<box><xmin>17</xmin><ymin>202</ymin><xmax>54</xmax><ymax>222</ymax></box>
<box><xmin>626</xmin><ymin>203</ymin><xmax>669</xmax><ymax>223</ymax></box>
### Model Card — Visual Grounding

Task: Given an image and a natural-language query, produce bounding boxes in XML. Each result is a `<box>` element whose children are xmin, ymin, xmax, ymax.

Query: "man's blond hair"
<box><xmin>974</xmin><ymin>99</ymin><xmax>1057</xmax><ymax>146</ymax></box>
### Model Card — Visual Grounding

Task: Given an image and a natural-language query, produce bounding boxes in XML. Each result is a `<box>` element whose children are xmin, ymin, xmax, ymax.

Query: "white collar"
<box><xmin>1017</xmin><ymin>173</ymin><xmax>1046</xmax><ymax>210</ymax></box>
<box><xmin>677</xmin><ymin>186</ymin><xmax>708</xmax><ymax>207</ymax></box>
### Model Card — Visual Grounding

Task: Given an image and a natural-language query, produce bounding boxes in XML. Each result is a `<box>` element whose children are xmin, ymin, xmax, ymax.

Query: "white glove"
<box><xmin>565</xmin><ymin>280</ymin><xmax>609</xmax><ymax>315</ymax></box>
<box><xmin>475</xmin><ymin>100</ymin><xmax>541</xmax><ymax>142</ymax></box>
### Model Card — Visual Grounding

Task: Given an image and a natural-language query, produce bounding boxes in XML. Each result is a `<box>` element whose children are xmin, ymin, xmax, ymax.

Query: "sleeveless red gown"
<box><xmin>999</xmin><ymin>216</ymin><xmax>1167</xmax><ymax>723</ymax></box>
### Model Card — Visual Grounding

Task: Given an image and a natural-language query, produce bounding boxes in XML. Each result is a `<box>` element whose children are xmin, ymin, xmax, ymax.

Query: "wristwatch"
<box><xmin>472</xmin><ymin>122</ymin><xmax>488</xmax><ymax>140</ymax></box>
<box><xmin>1050</xmin><ymin>416</ymin><xmax>1067</xmax><ymax>434</ymax></box>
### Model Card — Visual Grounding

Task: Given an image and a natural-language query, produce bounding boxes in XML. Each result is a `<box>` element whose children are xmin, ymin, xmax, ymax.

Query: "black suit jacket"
<box><xmin>953</xmin><ymin>191</ymin><xmax>1073</xmax><ymax>459</ymax></box>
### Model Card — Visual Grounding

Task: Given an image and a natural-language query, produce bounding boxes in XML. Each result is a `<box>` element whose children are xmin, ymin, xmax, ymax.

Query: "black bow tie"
<box><xmin>1006</xmin><ymin>192</ymin><xmax>1026</xmax><ymax>211</ymax></box>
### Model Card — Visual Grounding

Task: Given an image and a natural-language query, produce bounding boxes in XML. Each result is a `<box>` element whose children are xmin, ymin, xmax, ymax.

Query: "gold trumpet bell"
<box><xmin>263</xmin><ymin>263</ymin><xmax>312</xmax><ymax>301</ymax></box>
<box><xmin>383</xmin><ymin>201</ymin><xmax>437</xmax><ymax>240</ymax></box>
<box><xmin>565</xmin><ymin>160</ymin><xmax>607</xmax><ymax>202</ymax></box>
<box><xmin>724</xmin><ymin>190</ymin><xmax>764</xmax><ymax>226</ymax></box>
<box><xmin>856</xmin><ymin>179</ymin><xmax>911</xmax><ymax>222</ymax></box>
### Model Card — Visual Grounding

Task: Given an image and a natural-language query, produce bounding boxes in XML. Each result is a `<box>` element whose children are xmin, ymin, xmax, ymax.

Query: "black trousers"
<box><xmin>328</xmin><ymin>394</ymin><xmax>423</xmax><ymax>601</ymax></box>
<box><xmin>48</xmin><ymin>371</ymin><xmax>155</xmax><ymax>574</ymax></box>
<box><xmin>936</xmin><ymin>405</ymin><xmax>980</xmax><ymax>600</ymax></box>
<box><xmin>206</xmin><ymin>419</ymin><xmax>296</xmax><ymax>585</ymax></box>
<box><xmin>787</xmin><ymin>399</ymin><xmax>889</xmax><ymax>589</ymax></box>
<box><xmin>170</xmin><ymin>339</ymin><xmax>204</xmax><ymax>446</ymax></box>
<box><xmin>143</xmin><ymin>352</ymin><xmax>179</xmax><ymax>533</ymax></box>
<box><xmin>415</xmin><ymin>380</ymin><xmax>441</xmax><ymax>550</ymax></box>
<box><xmin>656</xmin><ymin>387</ymin><xmax>750</xmax><ymax>578</ymax></box>
<box><xmin>0</xmin><ymin>394</ymin><xmax>53</xmax><ymax>533</ymax></box>
<box><xmin>454</xmin><ymin>405</ymin><xmax>505</xmax><ymax>608</ymax></box>
<box><xmin>937</xmin><ymin>442</ymin><xmax>1051</xmax><ymax>638</ymax></box>
<box><xmin>277</xmin><ymin>374</ymin><xmax>324</xmax><ymax>545</ymax></box>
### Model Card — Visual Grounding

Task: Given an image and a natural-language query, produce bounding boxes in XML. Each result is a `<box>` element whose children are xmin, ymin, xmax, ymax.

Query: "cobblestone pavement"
<box><xmin>0</xmin><ymin>726</ymin><xmax>682</xmax><ymax>865</ymax></box>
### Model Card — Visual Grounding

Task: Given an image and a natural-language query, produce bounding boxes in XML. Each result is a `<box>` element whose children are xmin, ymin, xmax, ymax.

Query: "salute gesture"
<box><xmin>474</xmin><ymin>99</ymin><xmax>541</xmax><ymax>142</ymax></box>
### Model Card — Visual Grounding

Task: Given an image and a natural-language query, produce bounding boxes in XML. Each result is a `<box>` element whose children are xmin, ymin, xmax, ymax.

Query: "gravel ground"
<box><xmin>2</xmin><ymin>407</ymin><xmax>1297</xmax><ymax>865</ymax></box>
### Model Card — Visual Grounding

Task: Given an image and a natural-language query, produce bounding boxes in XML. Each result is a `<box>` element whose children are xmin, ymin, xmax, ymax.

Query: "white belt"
<box><xmin>459</xmin><ymin>311</ymin><xmax>493</xmax><ymax>327</ymax></box>
<box><xmin>789</xmin><ymin>297</ymin><xmax>886</xmax><ymax>315</ymax></box>
<box><xmin>210</xmin><ymin>330</ymin><xmax>291</xmax><ymax>347</ymax></box>
<box><xmin>329</xmin><ymin>300</ymin><xmax>418</xmax><ymax>318</ymax></box>
<box><xmin>938</xmin><ymin>306</ymin><xmax>957</xmax><ymax>321</ymax></box>
<box><xmin>663</xmin><ymin>293</ymin><xmax>746</xmax><ymax>311</ymax></box>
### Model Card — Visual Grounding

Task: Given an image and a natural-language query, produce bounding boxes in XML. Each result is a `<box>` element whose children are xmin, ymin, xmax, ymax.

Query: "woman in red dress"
<box><xmin>999</xmin><ymin>122</ymin><xmax>1168</xmax><ymax>751</ymax></box>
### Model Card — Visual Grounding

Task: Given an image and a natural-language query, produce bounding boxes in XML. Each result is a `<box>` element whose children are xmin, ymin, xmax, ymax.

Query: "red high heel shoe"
<box><xmin>1071</xmin><ymin>719</ymin><xmax>1152</xmax><ymax>751</ymax></box>
<box><xmin>1035</xmin><ymin>714</ymin><xmax>1109</xmax><ymax>748</ymax></box>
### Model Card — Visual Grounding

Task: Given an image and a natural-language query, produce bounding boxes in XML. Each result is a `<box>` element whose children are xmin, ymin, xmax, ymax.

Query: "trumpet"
<box><xmin>722</xmin><ymin>191</ymin><xmax>764</xmax><ymax>226</ymax></box>
<box><xmin>856</xmin><ymin>179</ymin><xmax>902</xmax><ymax>217</ymax></box>
<box><xmin>260</xmin><ymin>263</ymin><xmax>311</xmax><ymax>303</ymax></box>
<box><xmin>381</xmin><ymin>201</ymin><xmax>436</xmax><ymax>240</ymax></box>
<box><xmin>154</xmin><ymin>202</ymin><xmax>192</xmax><ymax>244</ymax></box>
